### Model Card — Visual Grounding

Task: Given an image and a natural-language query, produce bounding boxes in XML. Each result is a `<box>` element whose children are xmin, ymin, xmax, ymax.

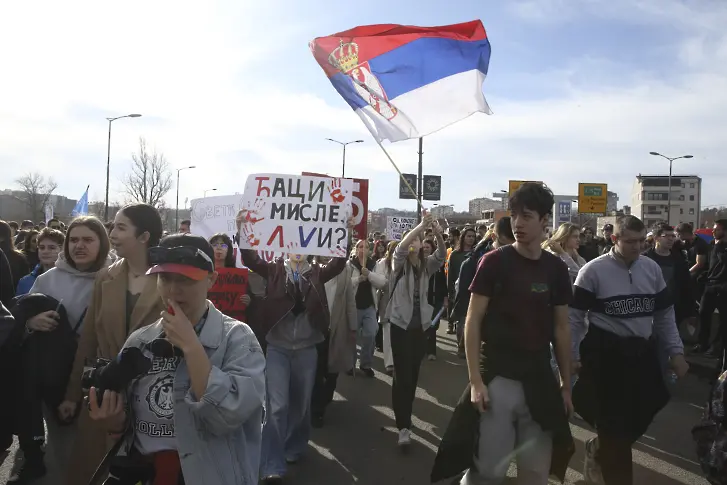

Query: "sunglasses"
<box><xmin>148</xmin><ymin>246</ymin><xmax>214</xmax><ymax>272</ymax></box>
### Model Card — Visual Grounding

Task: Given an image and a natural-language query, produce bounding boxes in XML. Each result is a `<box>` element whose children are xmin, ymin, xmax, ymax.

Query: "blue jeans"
<box><xmin>261</xmin><ymin>344</ymin><xmax>318</xmax><ymax>477</ymax></box>
<box><xmin>354</xmin><ymin>306</ymin><xmax>378</xmax><ymax>369</ymax></box>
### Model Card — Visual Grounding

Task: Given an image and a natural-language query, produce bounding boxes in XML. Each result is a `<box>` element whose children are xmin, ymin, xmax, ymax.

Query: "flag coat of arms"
<box><xmin>310</xmin><ymin>20</ymin><xmax>491</xmax><ymax>143</ymax></box>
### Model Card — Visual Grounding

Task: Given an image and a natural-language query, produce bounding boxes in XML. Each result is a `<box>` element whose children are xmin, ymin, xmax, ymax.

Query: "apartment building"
<box><xmin>468</xmin><ymin>197</ymin><xmax>502</xmax><ymax>217</ymax></box>
<box><xmin>630</xmin><ymin>174</ymin><xmax>701</xmax><ymax>229</ymax></box>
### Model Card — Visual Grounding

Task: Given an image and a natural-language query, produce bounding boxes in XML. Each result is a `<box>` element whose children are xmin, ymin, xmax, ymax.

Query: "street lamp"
<box><xmin>175</xmin><ymin>166</ymin><xmax>196</xmax><ymax>229</ymax></box>
<box><xmin>649</xmin><ymin>152</ymin><xmax>693</xmax><ymax>225</ymax></box>
<box><xmin>104</xmin><ymin>113</ymin><xmax>142</xmax><ymax>221</ymax></box>
<box><xmin>325</xmin><ymin>138</ymin><xmax>364</xmax><ymax>177</ymax></box>
<box><xmin>204</xmin><ymin>188</ymin><xmax>217</xmax><ymax>198</ymax></box>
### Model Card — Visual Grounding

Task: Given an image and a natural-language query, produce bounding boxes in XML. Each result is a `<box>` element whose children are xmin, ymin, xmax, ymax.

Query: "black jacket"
<box><xmin>10</xmin><ymin>293</ymin><xmax>81</xmax><ymax>410</ymax></box>
<box><xmin>0</xmin><ymin>248</ymin><xmax>14</xmax><ymax>307</ymax></box>
<box><xmin>644</xmin><ymin>247</ymin><xmax>697</xmax><ymax>322</ymax></box>
<box><xmin>452</xmin><ymin>239</ymin><xmax>492</xmax><ymax>320</ymax></box>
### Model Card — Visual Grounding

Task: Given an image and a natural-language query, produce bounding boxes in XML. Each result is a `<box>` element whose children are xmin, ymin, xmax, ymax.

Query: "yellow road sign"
<box><xmin>578</xmin><ymin>183</ymin><xmax>608</xmax><ymax>214</ymax></box>
<box><xmin>508</xmin><ymin>180</ymin><xmax>543</xmax><ymax>196</ymax></box>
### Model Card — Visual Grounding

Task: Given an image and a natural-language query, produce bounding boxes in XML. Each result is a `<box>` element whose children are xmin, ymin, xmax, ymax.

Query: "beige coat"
<box><xmin>325</xmin><ymin>264</ymin><xmax>357</xmax><ymax>373</ymax></box>
<box><xmin>63</xmin><ymin>258</ymin><xmax>165</xmax><ymax>485</ymax></box>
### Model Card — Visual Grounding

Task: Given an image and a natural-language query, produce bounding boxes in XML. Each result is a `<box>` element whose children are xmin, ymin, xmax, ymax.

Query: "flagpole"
<box><xmin>372</xmin><ymin>139</ymin><xmax>423</xmax><ymax>213</ymax></box>
<box><xmin>417</xmin><ymin>137</ymin><xmax>423</xmax><ymax>223</ymax></box>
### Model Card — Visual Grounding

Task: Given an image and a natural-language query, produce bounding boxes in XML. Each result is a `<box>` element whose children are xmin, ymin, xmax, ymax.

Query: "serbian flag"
<box><xmin>310</xmin><ymin>21</ymin><xmax>491</xmax><ymax>143</ymax></box>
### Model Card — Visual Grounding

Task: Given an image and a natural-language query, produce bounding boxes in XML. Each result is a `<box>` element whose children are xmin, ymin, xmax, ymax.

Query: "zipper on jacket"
<box><xmin>628</xmin><ymin>269</ymin><xmax>633</xmax><ymax>284</ymax></box>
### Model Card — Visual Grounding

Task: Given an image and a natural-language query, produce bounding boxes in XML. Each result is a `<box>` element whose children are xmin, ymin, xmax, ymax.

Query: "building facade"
<box><xmin>468</xmin><ymin>197</ymin><xmax>502</xmax><ymax>217</ymax></box>
<box><xmin>430</xmin><ymin>204</ymin><xmax>454</xmax><ymax>218</ymax></box>
<box><xmin>630</xmin><ymin>175</ymin><xmax>701</xmax><ymax>229</ymax></box>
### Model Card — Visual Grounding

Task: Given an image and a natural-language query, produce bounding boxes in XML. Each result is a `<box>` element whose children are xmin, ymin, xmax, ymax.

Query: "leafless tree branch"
<box><xmin>15</xmin><ymin>172</ymin><xmax>58</xmax><ymax>221</ymax></box>
<box><xmin>122</xmin><ymin>137</ymin><xmax>173</xmax><ymax>208</ymax></box>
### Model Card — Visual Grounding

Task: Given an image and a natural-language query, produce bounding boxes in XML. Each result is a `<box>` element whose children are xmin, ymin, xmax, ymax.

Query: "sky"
<box><xmin>1</xmin><ymin>0</ymin><xmax>726</xmax><ymax>214</ymax></box>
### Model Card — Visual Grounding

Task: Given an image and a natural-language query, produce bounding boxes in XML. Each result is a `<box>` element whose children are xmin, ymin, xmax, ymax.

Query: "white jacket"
<box><xmin>348</xmin><ymin>259</ymin><xmax>388</xmax><ymax>310</ymax></box>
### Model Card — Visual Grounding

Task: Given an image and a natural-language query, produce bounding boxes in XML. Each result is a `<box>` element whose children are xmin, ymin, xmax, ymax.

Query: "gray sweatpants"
<box><xmin>461</xmin><ymin>377</ymin><xmax>553</xmax><ymax>485</ymax></box>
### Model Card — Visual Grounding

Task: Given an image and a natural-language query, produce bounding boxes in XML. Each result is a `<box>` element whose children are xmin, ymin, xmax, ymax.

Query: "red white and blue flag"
<box><xmin>310</xmin><ymin>20</ymin><xmax>492</xmax><ymax>143</ymax></box>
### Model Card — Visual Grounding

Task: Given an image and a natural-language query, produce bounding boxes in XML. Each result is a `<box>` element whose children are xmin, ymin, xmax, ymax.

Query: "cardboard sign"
<box><xmin>189</xmin><ymin>194</ymin><xmax>285</xmax><ymax>266</ymax></box>
<box><xmin>239</xmin><ymin>174</ymin><xmax>353</xmax><ymax>257</ymax></box>
<box><xmin>207</xmin><ymin>267</ymin><xmax>249</xmax><ymax>318</ymax></box>
<box><xmin>386</xmin><ymin>216</ymin><xmax>416</xmax><ymax>241</ymax></box>
<box><xmin>302</xmin><ymin>172</ymin><xmax>369</xmax><ymax>241</ymax></box>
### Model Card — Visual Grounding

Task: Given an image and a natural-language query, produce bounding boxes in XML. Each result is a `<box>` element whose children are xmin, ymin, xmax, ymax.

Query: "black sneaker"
<box><xmin>360</xmin><ymin>367</ymin><xmax>375</xmax><ymax>378</ymax></box>
<box><xmin>8</xmin><ymin>456</ymin><xmax>47</xmax><ymax>484</ymax></box>
<box><xmin>263</xmin><ymin>475</ymin><xmax>284</xmax><ymax>484</ymax></box>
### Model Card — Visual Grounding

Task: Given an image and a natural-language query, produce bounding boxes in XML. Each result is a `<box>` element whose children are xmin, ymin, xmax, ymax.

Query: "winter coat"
<box><xmin>325</xmin><ymin>265</ymin><xmax>357</xmax><ymax>373</ymax></box>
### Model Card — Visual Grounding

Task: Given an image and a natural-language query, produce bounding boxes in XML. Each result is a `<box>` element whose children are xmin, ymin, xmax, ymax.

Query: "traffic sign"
<box><xmin>508</xmin><ymin>180</ymin><xmax>543</xmax><ymax>196</ymax></box>
<box><xmin>578</xmin><ymin>183</ymin><xmax>608</xmax><ymax>214</ymax></box>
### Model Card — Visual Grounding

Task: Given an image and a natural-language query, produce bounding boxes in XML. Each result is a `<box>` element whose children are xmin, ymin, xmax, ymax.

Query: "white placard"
<box><xmin>386</xmin><ymin>216</ymin><xmax>416</xmax><ymax>241</ymax></box>
<box><xmin>189</xmin><ymin>194</ymin><xmax>284</xmax><ymax>265</ymax></box>
<box><xmin>239</xmin><ymin>174</ymin><xmax>353</xmax><ymax>257</ymax></box>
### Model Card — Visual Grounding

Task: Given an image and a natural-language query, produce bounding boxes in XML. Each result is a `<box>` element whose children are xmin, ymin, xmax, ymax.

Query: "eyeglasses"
<box><xmin>212</xmin><ymin>243</ymin><xmax>229</xmax><ymax>250</ymax></box>
<box><xmin>148</xmin><ymin>246</ymin><xmax>214</xmax><ymax>272</ymax></box>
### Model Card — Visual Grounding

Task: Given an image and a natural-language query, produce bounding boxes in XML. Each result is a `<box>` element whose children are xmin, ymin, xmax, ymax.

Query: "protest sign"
<box><xmin>386</xmin><ymin>216</ymin><xmax>416</xmax><ymax>241</ymax></box>
<box><xmin>302</xmin><ymin>172</ymin><xmax>369</xmax><ymax>241</ymax></box>
<box><xmin>207</xmin><ymin>267</ymin><xmax>249</xmax><ymax>319</ymax></box>
<box><xmin>189</xmin><ymin>194</ymin><xmax>285</xmax><ymax>266</ymax></box>
<box><xmin>239</xmin><ymin>174</ymin><xmax>353</xmax><ymax>257</ymax></box>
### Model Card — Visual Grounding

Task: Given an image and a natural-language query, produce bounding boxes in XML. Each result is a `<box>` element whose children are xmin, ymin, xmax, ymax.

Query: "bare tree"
<box><xmin>122</xmin><ymin>137</ymin><xmax>173</xmax><ymax>208</ymax></box>
<box><xmin>15</xmin><ymin>173</ymin><xmax>58</xmax><ymax>221</ymax></box>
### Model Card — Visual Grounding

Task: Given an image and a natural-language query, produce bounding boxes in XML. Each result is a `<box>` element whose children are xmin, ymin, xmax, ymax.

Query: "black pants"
<box><xmin>390</xmin><ymin>324</ymin><xmax>426</xmax><ymax>430</ymax></box>
<box><xmin>311</xmin><ymin>336</ymin><xmax>338</xmax><ymax>419</ymax></box>
<box><xmin>597</xmin><ymin>433</ymin><xmax>635</xmax><ymax>485</ymax></box>
<box><xmin>375</xmin><ymin>322</ymin><xmax>383</xmax><ymax>350</ymax></box>
<box><xmin>697</xmin><ymin>289</ymin><xmax>727</xmax><ymax>348</ymax></box>
<box><xmin>425</xmin><ymin>326</ymin><xmax>437</xmax><ymax>356</ymax></box>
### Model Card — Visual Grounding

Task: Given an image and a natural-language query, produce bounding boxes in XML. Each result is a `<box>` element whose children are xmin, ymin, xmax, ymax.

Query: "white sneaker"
<box><xmin>584</xmin><ymin>437</ymin><xmax>605</xmax><ymax>484</ymax></box>
<box><xmin>427</xmin><ymin>354</ymin><xmax>437</xmax><ymax>361</ymax></box>
<box><xmin>398</xmin><ymin>428</ymin><xmax>412</xmax><ymax>447</ymax></box>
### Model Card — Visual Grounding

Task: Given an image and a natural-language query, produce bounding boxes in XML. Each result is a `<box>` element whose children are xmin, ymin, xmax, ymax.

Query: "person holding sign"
<box><xmin>348</xmin><ymin>239</ymin><xmax>387</xmax><ymax>377</ymax></box>
<box><xmin>386</xmin><ymin>212</ymin><xmax>446</xmax><ymax>448</ymax></box>
<box><xmin>236</xmin><ymin>209</ymin><xmax>349</xmax><ymax>484</ymax></box>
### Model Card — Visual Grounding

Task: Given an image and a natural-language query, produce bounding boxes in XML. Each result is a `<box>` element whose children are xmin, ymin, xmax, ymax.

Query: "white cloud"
<box><xmin>1</xmin><ymin>0</ymin><xmax>726</xmax><ymax>226</ymax></box>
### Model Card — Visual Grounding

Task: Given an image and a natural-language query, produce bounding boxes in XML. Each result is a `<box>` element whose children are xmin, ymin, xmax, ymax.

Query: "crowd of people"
<box><xmin>0</xmin><ymin>182</ymin><xmax>724</xmax><ymax>485</ymax></box>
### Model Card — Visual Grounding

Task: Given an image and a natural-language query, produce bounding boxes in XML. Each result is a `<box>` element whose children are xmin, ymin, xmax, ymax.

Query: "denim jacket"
<box><xmin>117</xmin><ymin>302</ymin><xmax>266</xmax><ymax>484</ymax></box>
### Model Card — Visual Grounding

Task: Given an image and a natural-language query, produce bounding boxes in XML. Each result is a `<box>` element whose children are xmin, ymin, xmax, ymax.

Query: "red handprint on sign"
<box><xmin>332</xmin><ymin>244</ymin><xmax>348</xmax><ymax>258</ymax></box>
<box><xmin>329</xmin><ymin>179</ymin><xmax>346</xmax><ymax>204</ymax></box>
<box><xmin>241</xmin><ymin>225</ymin><xmax>260</xmax><ymax>248</ymax></box>
<box><xmin>245</xmin><ymin>198</ymin><xmax>266</xmax><ymax>224</ymax></box>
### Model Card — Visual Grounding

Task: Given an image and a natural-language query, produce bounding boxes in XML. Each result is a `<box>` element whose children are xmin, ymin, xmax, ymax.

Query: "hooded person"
<box><xmin>9</xmin><ymin>216</ymin><xmax>112</xmax><ymax>484</ymax></box>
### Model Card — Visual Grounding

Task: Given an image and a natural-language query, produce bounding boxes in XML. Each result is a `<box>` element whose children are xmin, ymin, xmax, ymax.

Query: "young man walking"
<box><xmin>462</xmin><ymin>183</ymin><xmax>574</xmax><ymax>484</ymax></box>
<box><xmin>644</xmin><ymin>223</ymin><xmax>698</xmax><ymax>338</ymax></box>
<box><xmin>570</xmin><ymin>215</ymin><xmax>689</xmax><ymax>485</ymax></box>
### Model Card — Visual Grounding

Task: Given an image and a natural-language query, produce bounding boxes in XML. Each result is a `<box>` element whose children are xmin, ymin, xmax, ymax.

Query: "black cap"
<box><xmin>146</xmin><ymin>233</ymin><xmax>216</xmax><ymax>281</ymax></box>
<box><xmin>160</xmin><ymin>233</ymin><xmax>215</xmax><ymax>261</ymax></box>
<box><xmin>603</xmin><ymin>223</ymin><xmax>614</xmax><ymax>231</ymax></box>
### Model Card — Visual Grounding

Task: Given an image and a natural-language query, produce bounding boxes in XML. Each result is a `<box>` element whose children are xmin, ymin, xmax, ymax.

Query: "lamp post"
<box><xmin>204</xmin><ymin>188</ymin><xmax>217</xmax><ymax>198</ymax></box>
<box><xmin>175</xmin><ymin>166</ymin><xmax>196</xmax><ymax>229</ymax></box>
<box><xmin>325</xmin><ymin>138</ymin><xmax>364</xmax><ymax>177</ymax></box>
<box><xmin>105</xmin><ymin>113</ymin><xmax>142</xmax><ymax>221</ymax></box>
<box><xmin>649</xmin><ymin>152</ymin><xmax>693</xmax><ymax>225</ymax></box>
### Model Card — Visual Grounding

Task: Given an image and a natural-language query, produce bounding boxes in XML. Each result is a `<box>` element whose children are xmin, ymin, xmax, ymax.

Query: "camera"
<box><xmin>81</xmin><ymin>347</ymin><xmax>152</xmax><ymax>406</ymax></box>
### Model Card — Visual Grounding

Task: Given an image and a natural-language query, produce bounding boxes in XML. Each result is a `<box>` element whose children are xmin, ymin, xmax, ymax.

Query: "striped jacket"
<box><xmin>569</xmin><ymin>250</ymin><xmax>684</xmax><ymax>361</ymax></box>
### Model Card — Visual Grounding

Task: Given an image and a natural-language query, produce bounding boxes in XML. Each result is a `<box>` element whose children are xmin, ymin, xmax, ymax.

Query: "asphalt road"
<box><xmin>0</xmin><ymin>326</ymin><xmax>714</xmax><ymax>485</ymax></box>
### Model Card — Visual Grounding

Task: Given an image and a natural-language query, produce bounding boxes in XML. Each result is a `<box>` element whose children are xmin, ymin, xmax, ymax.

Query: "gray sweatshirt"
<box><xmin>569</xmin><ymin>251</ymin><xmax>683</xmax><ymax>361</ymax></box>
<box><xmin>28</xmin><ymin>253</ymin><xmax>111</xmax><ymax>333</ymax></box>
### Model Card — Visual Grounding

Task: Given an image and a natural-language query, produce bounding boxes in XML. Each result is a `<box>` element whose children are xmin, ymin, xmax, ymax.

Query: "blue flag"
<box><xmin>71</xmin><ymin>186</ymin><xmax>89</xmax><ymax>217</ymax></box>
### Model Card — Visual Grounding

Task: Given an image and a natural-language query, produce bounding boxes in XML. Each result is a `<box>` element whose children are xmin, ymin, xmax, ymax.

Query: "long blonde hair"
<box><xmin>542</xmin><ymin>222</ymin><xmax>578</xmax><ymax>251</ymax></box>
